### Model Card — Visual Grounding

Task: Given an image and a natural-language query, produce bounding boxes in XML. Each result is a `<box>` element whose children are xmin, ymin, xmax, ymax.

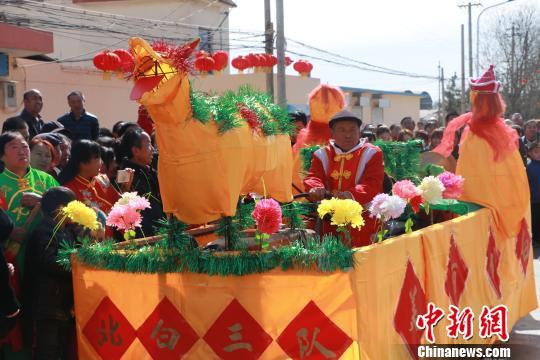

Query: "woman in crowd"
<box><xmin>398</xmin><ymin>129</ymin><xmax>413</xmax><ymax>142</ymax></box>
<box><xmin>0</xmin><ymin>132</ymin><xmax>58</xmax><ymax>357</ymax></box>
<box><xmin>100</xmin><ymin>146</ymin><xmax>120</xmax><ymax>191</ymax></box>
<box><xmin>29</xmin><ymin>138</ymin><xmax>58</xmax><ymax>175</ymax></box>
<box><xmin>118</xmin><ymin>128</ymin><xmax>163</xmax><ymax>237</ymax></box>
<box><xmin>58</xmin><ymin>140</ymin><xmax>131</xmax><ymax>216</ymax></box>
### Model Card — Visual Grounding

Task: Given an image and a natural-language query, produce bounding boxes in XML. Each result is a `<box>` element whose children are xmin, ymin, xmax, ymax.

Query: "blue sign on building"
<box><xmin>0</xmin><ymin>53</ymin><xmax>8</xmax><ymax>76</ymax></box>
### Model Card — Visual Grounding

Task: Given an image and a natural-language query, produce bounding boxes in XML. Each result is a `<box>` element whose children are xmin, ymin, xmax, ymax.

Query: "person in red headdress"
<box><xmin>433</xmin><ymin>65</ymin><xmax>529</xmax><ymax>240</ymax></box>
<box><xmin>304</xmin><ymin>110</ymin><xmax>384</xmax><ymax>247</ymax></box>
<box><xmin>137</xmin><ymin>105</ymin><xmax>153</xmax><ymax>137</ymax></box>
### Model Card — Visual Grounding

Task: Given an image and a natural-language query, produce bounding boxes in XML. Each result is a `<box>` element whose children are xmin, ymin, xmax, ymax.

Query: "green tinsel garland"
<box><xmin>58</xmin><ymin>235</ymin><xmax>354</xmax><ymax>276</ymax></box>
<box><xmin>189</xmin><ymin>86</ymin><xmax>213</xmax><ymax>123</ymax></box>
<box><xmin>373</xmin><ymin>140</ymin><xmax>422</xmax><ymax>182</ymax></box>
<box><xmin>187</xmin><ymin>85</ymin><xmax>292</xmax><ymax>136</ymax></box>
<box><xmin>299</xmin><ymin>145</ymin><xmax>323</xmax><ymax>172</ymax></box>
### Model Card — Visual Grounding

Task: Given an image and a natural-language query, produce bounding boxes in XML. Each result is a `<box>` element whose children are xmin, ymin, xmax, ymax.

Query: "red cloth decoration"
<box><xmin>293</xmin><ymin>60</ymin><xmax>313</xmax><ymax>76</ymax></box>
<box><xmin>137</xmin><ymin>105</ymin><xmax>153</xmax><ymax>136</ymax></box>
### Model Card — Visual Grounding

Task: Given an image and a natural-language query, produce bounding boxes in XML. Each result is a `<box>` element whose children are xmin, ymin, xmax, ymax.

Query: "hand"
<box><xmin>334</xmin><ymin>191</ymin><xmax>354</xmax><ymax>200</ymax></box>
<box><xmin>308</xmin><ymin>187</ymin><xmax>327</xmax><ymax>202</ymax></box>
<box><xmin>10</xmin><ymin>227</ymin><xmax>27</xmax><ymax>243</ymax></box>
<box><xmin>7</xmin><ymin>263</ymin><xmax>14</xmax><ymax>276</ymax></box>
<box><xmin>21</xmin><ymin>192</ymin><xmax>41</xmax><ymax>209</ymax></box>
<box><xmin>119</xmin><ymin>168</ymin><xmax>135</xmax><ymax>192</ymax></box>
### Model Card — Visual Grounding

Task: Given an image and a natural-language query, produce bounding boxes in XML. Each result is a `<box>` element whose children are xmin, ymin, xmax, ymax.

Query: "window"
<box><xmin>198</xmin><ymin>27</ymin><xmax>214</xmax><ymax>54</ymax></box>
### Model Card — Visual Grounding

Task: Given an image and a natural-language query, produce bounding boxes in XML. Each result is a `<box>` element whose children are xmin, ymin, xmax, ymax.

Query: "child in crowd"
<box><xmin>526</xmin><ymin>142</ymin><xmax>540</xmax><ymax>245</ymax></box>
<box><xmin>25</xmin><ymin>187</ymin><xmax>79</xmax><ymax>359</ymax></box>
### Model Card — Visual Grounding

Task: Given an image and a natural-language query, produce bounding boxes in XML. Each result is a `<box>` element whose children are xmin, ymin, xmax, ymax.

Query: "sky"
<box><xmin>228</xmin><ymin>0</ymin><xmax>534</xmax><ymax>101</ymax></box>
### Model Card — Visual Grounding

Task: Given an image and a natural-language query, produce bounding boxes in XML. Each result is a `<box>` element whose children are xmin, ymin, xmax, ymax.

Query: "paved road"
<box><xmin>506</xmin><ymin>246</ymin><xmax>540</xmax><ymax>358</ymax></box>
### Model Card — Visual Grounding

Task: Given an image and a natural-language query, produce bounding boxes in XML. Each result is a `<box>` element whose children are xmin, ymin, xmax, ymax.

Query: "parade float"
<box><xmin>61</xmin><ymin>39</ymin><xmax>537</xmax><ymax>359</ymax></box>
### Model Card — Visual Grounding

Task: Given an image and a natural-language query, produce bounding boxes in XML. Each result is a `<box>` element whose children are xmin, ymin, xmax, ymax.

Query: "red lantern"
<box><xmin>293</xmin><ymin>60</ymin><xmax>313</xmax><ymax>77</ymax></box>
<box><xmin>269</xmin><ymin>55</ymin><xmax>278</xmax><ymax>67</ymax></box>
<box><xmin>212</xmin><ymin>51</ymin><xmax>229</xmax><ymax>72</ymax></box>
<box><xmin>285</xmin><ymin>56</ymin><xmax>293</xmax><ymax>67</ymax></box>
<box><xmin>196</xmin><ymin>50</ymin><xmax>209</xmax><ymax>59</ymax></box>
<box><xmin>112</xmin><ymin>49</ymin><xmax>135</xmax><ymax>74</ymax></box>
<box><xmin>194</xmin><ymin>56</ymin><xmax>215</xmax><ymax>75</ymax></box>
<box><xmin>231</xmin><ymin>56</ymin><xmax>249</xmax><ymax>73</ymax></box>
<box><xmin>245</xmin><ymin>53</ymin><xmax>257</xmax><ymax>69</ymax></box>
<box><xmin>93</xmin><ymin>51</ymin><xmax>121</xmax><ymax>80</ymax></box>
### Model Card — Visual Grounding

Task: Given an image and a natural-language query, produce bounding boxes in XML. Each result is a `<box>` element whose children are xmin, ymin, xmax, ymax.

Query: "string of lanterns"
<box><xmin>93</xmin><ymin>49</ymin><xmax>135</xmax><ymax>79</ymax></box>
<box><xmin>93</xmin><ymin>49</ymin><xmax>313</xmax><ymax>78</ymax></box>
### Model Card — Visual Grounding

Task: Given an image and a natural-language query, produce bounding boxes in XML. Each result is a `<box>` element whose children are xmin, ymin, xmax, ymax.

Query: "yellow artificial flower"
<box><xmin>317</xmin><ymin>198</ymin><xmax>365</xmax><ymax>229</ymax></box>
<box><xmin>61</xmin><ymin>200</ymin><xmax>99</xmax><ymax>231</ymax></box>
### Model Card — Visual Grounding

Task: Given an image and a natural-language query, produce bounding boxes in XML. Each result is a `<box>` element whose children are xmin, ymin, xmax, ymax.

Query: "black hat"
<box><xmin>41</xmin><ymin>121</ymin><xmax>71</xmax><ymax>136</ymax></box>
<box><xmin>329</xmin><ymin>110</ymin><xmax>362</xmax><ymax>128</ymax></box>
<box><xmin>34</xmin><ymin>133</ymin><xmax>62</xmax><ymax>147</ymax></box>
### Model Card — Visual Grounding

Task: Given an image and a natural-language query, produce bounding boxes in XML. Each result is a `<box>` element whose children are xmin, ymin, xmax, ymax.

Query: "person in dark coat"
<box><xmin>0</xmin><ymin>208</ymin><xmax>18</xmax><ymax>339</ymax></box>
<box><xmin>118</xmin><ymin>128</ymin><xmax>164</xmax><ymax>237</ymax></box>
<box><xmin>25</xmin><ymin>187</ymin><xmax>78</xmax><ymax>359</ymax></box>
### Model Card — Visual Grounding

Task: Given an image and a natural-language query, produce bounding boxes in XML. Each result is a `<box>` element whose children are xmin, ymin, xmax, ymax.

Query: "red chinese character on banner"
<box><xmin>479</xmin><ymin>305</ymin><xmax>508</xmax><ymax>342</ymax></box>
<box><xmin>416</xmin><ymin>302</ymin><xmax>444</xmax><ymax>343</ymax></box>
<box><xmin>446</xmin><ymin>305</ymin><xmax>474</xmax><ymax>340</ymax></box>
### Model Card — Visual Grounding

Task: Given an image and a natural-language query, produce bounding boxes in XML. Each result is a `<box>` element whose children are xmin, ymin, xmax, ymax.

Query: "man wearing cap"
<box><xmin>304</xmin><ymin>110</ymin><xmax>384</xmax><ymax>247</ymax></box>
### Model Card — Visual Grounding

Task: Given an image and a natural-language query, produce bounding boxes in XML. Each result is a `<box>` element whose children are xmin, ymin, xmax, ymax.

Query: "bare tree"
<box><xmin>481</xmin><ymin>5</ymin><xmax>540</xmax><ymax>119</ymax></box>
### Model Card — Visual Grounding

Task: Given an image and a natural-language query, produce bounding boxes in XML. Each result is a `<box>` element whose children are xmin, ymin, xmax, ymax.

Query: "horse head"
<box><xmin>129</xmin><ymin>37</ymin><xmax>200</xmax><ymax>101</ymax></box>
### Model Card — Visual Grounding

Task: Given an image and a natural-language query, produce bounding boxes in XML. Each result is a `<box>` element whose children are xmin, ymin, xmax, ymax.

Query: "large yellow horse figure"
<box><xmin>128</xmin><ymin>37</ymin><xmax>293</xmax><ymax>224</ymax></box>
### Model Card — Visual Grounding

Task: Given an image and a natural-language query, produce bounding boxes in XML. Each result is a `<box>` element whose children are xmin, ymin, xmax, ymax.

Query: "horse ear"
<box><xmin>186</xmin><ymin>38</ymin><xmax>200</xmax><ymax>56</ymax></box>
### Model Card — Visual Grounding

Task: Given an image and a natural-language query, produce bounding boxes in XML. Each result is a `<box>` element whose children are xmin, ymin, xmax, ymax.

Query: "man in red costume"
<box><xmin>304</xmin><ymin>110</ymin><xmax>384</xmax><ymax>247</ymax></box>
<box><xmin>292</xmin><ymin>84</ymin><xmax>346</xmax><ymax>194</ymax></box>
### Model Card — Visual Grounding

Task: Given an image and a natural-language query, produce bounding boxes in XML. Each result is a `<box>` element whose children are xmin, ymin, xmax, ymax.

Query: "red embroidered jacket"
<box><xmin>304</xmin><ymin>140</ymin><xmax>384</xmax><ymax>246</ymax></box>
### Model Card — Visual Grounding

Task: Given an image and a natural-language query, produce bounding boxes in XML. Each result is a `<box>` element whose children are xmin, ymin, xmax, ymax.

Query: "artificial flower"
<box><xmin>106</xmin><ymin>205</ymin><xmax>142</xmax><ymax>231</ymax></box>
<box><xmin>418</xmin><ymin>176</ymin><xmax>445</xmax><ymax>204</ymax></box>
<box><xmin>252</xmin><ymin>198</ymin><xmax>282</xmax><ymax>235</ymax></box>
<box><xmin>318</xmin><ymin>198</ymin><xmax>364</xmax><ymax>229</ymax></box>
<box><xmin>437</xmin><ymin>171</ymin><xmax>465</xmax><ymax>199</ymax></box>
<box><xmin>409</xmin><ymin>195</ymin><xmax>423</xmax><ymax>214</ymax></box>
<box><xmin>117</xmin><ymin>192</ymin><xmax>151</xmax><ymax>211</ymax></box>
<box><xmin>369</xmin><ymin>194</ymin><xmax>406</xmax><ymax>221</ymax></box>
<box><xmin>61</xmin><ymin>200</ymin><xmax>99</xmax><ymax>231</ymax></box>
<box><xmin>368</xmin><ymin>193</ymin><xmax>390</xmax><ymax>219</ymax></box>
<box><xmin>392</xmin><ymin>180</ymin><xmax>421</xmax><ymax>200</ymax></box>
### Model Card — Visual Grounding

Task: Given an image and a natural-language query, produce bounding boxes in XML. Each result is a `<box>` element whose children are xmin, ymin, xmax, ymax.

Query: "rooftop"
<box><xmin>340</xmin><ymin>86</ymin><xmax>421</xmax><ymax>97</ymax></box>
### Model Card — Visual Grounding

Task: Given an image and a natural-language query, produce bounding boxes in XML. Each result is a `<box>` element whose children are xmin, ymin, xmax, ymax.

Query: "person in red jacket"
<box><xmin>304</xmin><ymin>110</ymin><xmax>384</xmax><ymax>247</ymax></box>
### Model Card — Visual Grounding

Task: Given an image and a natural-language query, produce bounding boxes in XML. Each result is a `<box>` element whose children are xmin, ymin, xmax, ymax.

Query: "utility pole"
<box><xmin>458</xmin><ymin>2</ymin><xmax>481</xmax><ymax>78</ymax></box>
<box><xmin>438</xmin><ymin>63</ymin><xmax>441</xmax><ymax>122</ymax></box>
<box><xmin>264</xmin><ymin>0</ymin><xmax>274</xmax><ymax>101</ymax></box>
<box><xmin>510</xmin><ymin>24</ymin><xmax>515</xmax><ymax>98</ymax></box>
<box><xmin>441</xmin><ymin>67</ymin><xmax>445</xmax><ymax>122</ymax></box>
<box><xmin>275</xmin><ymin>0</ymin><xmax>287</xmax><ymax>108</ymax></box>
<box><xmin>460</xmin><ymin>24</ymin><xmax>466</xmax><ymax>114</ymax></box>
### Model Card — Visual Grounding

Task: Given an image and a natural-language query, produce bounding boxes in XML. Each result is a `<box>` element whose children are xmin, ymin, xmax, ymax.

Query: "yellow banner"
<box><xmin>72</xmin><ymin>209</ymin><xmax>537</xmax><ymax>359</ymax></box>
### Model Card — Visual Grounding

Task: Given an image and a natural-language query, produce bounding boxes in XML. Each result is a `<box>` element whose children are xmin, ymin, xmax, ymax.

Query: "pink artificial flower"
<box><xmin>128</xmin><ymin>197</ymin><xmax>151</xmax><ymax>211</ymax></box>
<box><xmin>252</xmin><ymin>198</ymin><xmax>282</xmax><ymax>235</ymax></box>
<box><xmin>106</xmin><ymin>205</ymin><xmax>142</xmax><ymax>231</ymax></box>
<box><xmin>392</xmin><ymin>180</ymin><xmax>421</xmax><ymax>200</ymax></box>
<box><xmin>368</xmin><ymin>193</ymin><xmax>390</xmax><ymax>219</ymax></box>
<box><xmin>437</xmin><ymin>171</ymin><xmax>465</xmax><ymax>199</ymax></box>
